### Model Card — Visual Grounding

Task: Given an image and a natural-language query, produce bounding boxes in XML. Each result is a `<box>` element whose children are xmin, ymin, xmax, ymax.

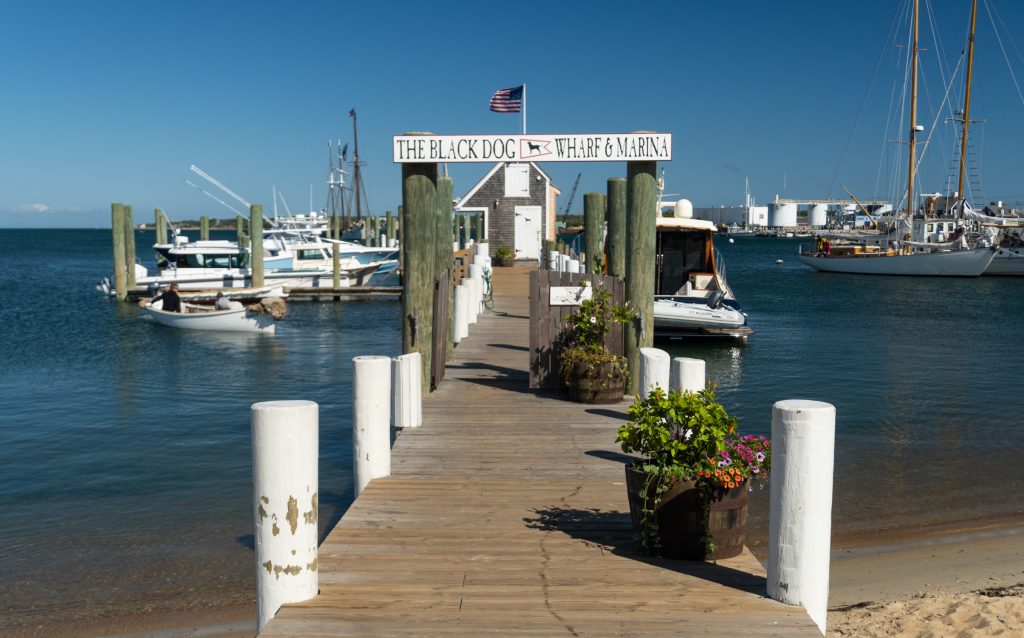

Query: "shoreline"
<box><xmin>8</xmin><ymin>519</ymin><xmax>1022</xmax><ymax>638</ymax></box>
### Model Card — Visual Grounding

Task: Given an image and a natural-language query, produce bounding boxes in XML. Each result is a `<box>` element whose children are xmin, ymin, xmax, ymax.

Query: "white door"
<box><xmin>514</xmin><ymin>206</ymin><xmax>541</xmax><ymax>261</ymax></box>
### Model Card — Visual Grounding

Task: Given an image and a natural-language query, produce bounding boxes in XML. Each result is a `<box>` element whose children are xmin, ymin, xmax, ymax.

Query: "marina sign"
<box><xmin>393</xmin><ymin>133</ymin><xmax>672</xmax><ymax>163</ymax></box>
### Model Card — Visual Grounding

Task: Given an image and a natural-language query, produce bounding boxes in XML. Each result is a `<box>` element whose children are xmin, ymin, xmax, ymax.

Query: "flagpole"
<box><xmin>522</xmin><ymin>83</ymin><xmax>526</xmax><ymax>135</ymax></box>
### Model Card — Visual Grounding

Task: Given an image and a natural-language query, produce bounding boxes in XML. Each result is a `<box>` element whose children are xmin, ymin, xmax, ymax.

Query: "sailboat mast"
<box><xmin>957</xmin><ymin>0</ymin><xmax>979</xmax><ymax>202</ymax></box>
<box><xmin>906</xmin><ymin>0</ymin><xmax>920</xmax><ymax>218</ymax></box>
<box><xmin>350</xmin><ymin>108</ymin><xmax>362</xmax><ymax>221</ymax></box>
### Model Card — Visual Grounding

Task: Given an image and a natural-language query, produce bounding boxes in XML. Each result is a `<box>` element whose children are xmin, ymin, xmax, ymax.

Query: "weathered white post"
<box><xmin>458</xmin><ymin>283</ymin><xmax>471</xmax><ymax>340</ymax></box>
<box><xmin>391</xmin><ymin>352</ymin><xmax>423</xmax><ymax>430</ymax></box>
<box><xmin>353</xmin><ymin>356</ymin><xmax>392</xmax><ymax>496</ymax></box>
<box><xmin>547</xmin><ymin>250</ymin><xmax>558</xmax><ymax>271</ymax></box>
<box><xmin>638</xmin><ymin>347</ymin><xmax>670</xmax><ymax>396</ymax></box>
<box><xmin>475</xmin><ymin>241</ymin><xmax>489</xmax><ymax>259</ymax></box>
<box><xmin>567</xmin><ymin>258</ymin><xmax>580</xmax><ymax>274</ymax></box>
<box><xmin>670</xmin><ymin>357</ymin><xmax>705</xmax><ymax>394</ymax></box>
<box><xmin>453</xmin><ymin>285</ymin><xmax>467</xmax><ymax>344</ymax></box>
<box><xmin>250</xmin><ymin>400</ymin><xmax>319</xmax><ymax>633</ymax></box>
<box><xmin>767</xmin><ymin>399</ymin><xmax>836</xmax><ymax>635</ymax></box>
<box><xmin>468</xmin><ymin>263</ymin><xmax>484</xmax><ymax>317</ymax></box>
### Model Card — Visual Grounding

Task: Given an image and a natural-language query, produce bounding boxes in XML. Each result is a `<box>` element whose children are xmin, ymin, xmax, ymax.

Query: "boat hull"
<box><xmin>798</xmin><ymin>247</ymin><xmax>995</xmax><ymax>277</ymax></box>
<box><xmin>142</xmin><ymin>302</ymin><xmax>275</xmax><ymax>333</ymax></box>
<box><xmin>984</xmin><ymin>247</ymin><xmax>1024</xmax><ymax>276</ymax></box>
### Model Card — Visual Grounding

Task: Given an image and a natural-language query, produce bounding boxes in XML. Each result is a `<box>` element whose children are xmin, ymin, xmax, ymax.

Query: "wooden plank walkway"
<box><xmin>263</xmin><ymin>267</ymin><xmax>819</xmax><ymax>637</ymax></box>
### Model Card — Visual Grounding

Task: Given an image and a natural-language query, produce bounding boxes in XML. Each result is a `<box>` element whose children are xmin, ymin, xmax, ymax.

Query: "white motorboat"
<box><xmin>129</xmin><ymin>238</ymin><xmax>379</xmax><ymax>291</ymax></box>
<box><xmin>653</xmin><ymin>217</ymin><xmax>751</xmax><ymax>339</ymax></box>
<box><xmin>141</xmin><ymin>299</ymin><xmax>277</xmax><ymax>333</ymax></box>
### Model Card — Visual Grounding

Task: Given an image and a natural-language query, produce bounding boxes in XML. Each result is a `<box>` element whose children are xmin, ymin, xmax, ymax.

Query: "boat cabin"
<box><xmin>655</xmin><ymin>217</ymin><xmax>724</xmax><ymax>298</ymax></box>
<box><xmin>155</xmin><ymin>241</ymin><xmax>251</xmax><ymax>270</ymax></box>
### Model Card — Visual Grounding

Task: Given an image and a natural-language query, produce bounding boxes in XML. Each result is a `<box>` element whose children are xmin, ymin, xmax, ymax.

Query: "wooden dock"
<box><xmin>263</xmin><ymin>267</ymin><xmax>819</xmax><ymax>637</ymax></box>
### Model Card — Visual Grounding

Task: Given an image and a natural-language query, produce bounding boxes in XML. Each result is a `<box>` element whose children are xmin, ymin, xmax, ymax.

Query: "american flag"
<box><xmin>489</xmin><ymin>85</ymin><xmax>523</xmax><ymax>112</ymax></box>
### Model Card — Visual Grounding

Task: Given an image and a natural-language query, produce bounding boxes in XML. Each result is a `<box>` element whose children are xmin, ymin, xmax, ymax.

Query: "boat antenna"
<box><xmin>277</xmin><ymin>190</ymin><xmax>293</xmax><ymax>216</ymax></box>
<box><xmin>956</xmin><ymin>0</ymin><xmax>979</xmax><ymax>206</ymax></box>
<box><xmin>189</xmin><ymin>165</ymin><xmax>251</xmax><ymax>209</ymax></box>
<box><xmin>273</xmin><ymin>184</ymin><xmax>278</xmax><ymax>220</ymax></box>
<box><xmin>183</xmin><ymin>179</ymin><xmax>243</xmax><ymax>216</ymax></box>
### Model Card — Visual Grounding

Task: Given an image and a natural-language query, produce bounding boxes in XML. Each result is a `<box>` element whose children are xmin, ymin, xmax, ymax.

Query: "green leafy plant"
<box><xmin>616</xmin><ymin>386</ymin><xmax>771</xmax><ymax>556</ymax></box>
<box><xmin>558</xmin><ymin>282</ymin><xmax>634</xmax><ymax>390</ymax></box>
<box><xmin>494</xmin><ymin>244</ymin><xmax>514</xmax><ymax>259</ymax></box>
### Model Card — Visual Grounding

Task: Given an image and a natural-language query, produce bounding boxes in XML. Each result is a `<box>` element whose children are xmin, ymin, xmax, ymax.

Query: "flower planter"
<box><xmin>493</xmin><ymin>256</ymin><xmax>514</xmax><ymax>267</ymax></box>
<box><xmin>624</xmin><ymin>464</ymin><xmax>748</xmax><ymax>560</ymax></box>
<box><xmin>567</xmin><ymin>359</ymin><xmax>625</xmax><ymax>404</ymax></box>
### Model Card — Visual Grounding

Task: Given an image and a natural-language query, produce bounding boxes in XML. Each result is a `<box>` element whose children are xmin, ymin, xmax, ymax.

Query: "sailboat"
<box><xmin>799</xmin><ymin>0</ymin><xmax>995</xmax><ymax>277</ymax></box>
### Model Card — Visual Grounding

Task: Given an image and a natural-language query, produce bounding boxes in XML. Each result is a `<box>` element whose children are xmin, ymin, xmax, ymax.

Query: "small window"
<box><xmin>504</xmin><ymin>163</ymin><xmax>530</xmax><ymax>198</ymax></box>
<box><xmin>926</xmin><ymin>223</ymin><xmax>934</xmax><ymax>232</ymax></box>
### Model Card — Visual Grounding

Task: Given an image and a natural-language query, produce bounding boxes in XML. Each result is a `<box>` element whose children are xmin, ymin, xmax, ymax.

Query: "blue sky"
<box><xmin>2</xmin><ymin>0</ymin><xmax>1023</xmax><ymax>227</ymax></box>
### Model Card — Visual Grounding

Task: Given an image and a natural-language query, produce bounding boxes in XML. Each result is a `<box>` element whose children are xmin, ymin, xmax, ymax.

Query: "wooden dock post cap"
<box><xmin>403</xmin><ymin>131</ymin><xmax>435</xmax><ymax>136</ymax></box>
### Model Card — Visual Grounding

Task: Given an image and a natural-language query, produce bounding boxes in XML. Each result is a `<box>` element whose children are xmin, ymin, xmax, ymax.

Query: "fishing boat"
<box><xmin>141</xmin><ymin>299</ymin><xmax>278</xmax><ymax>333</ymax></box>
<box><xmin>653</xmin><ymin>216</ymin><xmax>751</xmax><ymax>339</ymax></box>
<box><xmin>799</xmin><ymin>0</ymin><xmax>996</xmax><ymax>277</ymax></box>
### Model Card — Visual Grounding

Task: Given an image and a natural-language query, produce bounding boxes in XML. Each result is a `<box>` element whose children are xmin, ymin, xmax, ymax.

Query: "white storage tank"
<box><xmin>769</xmin><ymin>202</ymin><xmax>798</xmax><ymax>227</ymax></box>
<box><xmin>809</xmin><ymin>204</ymin><xmax>827</xmax><ymax>227</ymax></box>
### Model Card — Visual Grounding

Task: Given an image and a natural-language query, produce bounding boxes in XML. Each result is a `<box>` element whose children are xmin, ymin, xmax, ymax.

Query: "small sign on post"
<box><xmin>393</xmin><ymin>133</ymin><xmax>672</xmax><ymax>164</ymax></box>
<box><xmin>549</xmin><ymin>285</ymin><xmax>593</xmax><ymax>306</ymax></box>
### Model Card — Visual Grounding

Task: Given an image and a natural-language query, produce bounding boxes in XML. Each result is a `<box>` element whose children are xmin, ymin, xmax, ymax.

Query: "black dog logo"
<box><xmin>527</xmin><ymin>142</ymin><xmax>542</xmax><ymax>154</ymax></box>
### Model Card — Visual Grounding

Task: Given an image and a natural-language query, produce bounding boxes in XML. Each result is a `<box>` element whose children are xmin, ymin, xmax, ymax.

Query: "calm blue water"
<box><xmin>1</xmin><ymin>229</ymin><xmax>1022</xmax><ymax>630</ymax></box>
<box><xmin>0</xmin><ymin>229</ymin><xmax>400</xmax><ymax>629</ymax></box>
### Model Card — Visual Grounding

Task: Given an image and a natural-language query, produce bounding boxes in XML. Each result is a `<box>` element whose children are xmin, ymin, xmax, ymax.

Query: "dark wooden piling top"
<box><xmin>263</xmin><ymin>267</ymin><xmax>818</xmax><ymax>637</ymax></box>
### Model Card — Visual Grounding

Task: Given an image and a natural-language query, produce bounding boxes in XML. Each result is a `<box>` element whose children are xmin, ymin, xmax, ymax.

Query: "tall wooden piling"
<box><xmin>401</xmin><ymin>142</ymin><xmax>438</xmax><ymax>395</ymax></box>
<box><xmin>111</xmin><ymin>203</ymin><xmax>127</xmax><ymax>301</ymax></box>
<box><xmin>200</xmin><ymin>215</ymin><xmax>210</xmax><ymax>241</ymax></box>
<box><xmin>236</xmin><ymin>214</ymin><xmax>248</xmax><ymax>248</ymax></box>
<box><xmin>583</xmin><ymin>192</ymin><xmax>604</xmax><ymax>274</ymax></box>
<box><xmin>437</xmin><ymin>176</ymin><xmax>455</xmax><ymax>359</ymax></box>
<box><xmin>123</xmin><ymin>205</ymin><xmax>136</xmax><ymax>287</ymax></box>
<box><xmin>475</xmin><ymin>212</ymin><xmax>485</xmax><ymax>245</ymax></box>
<box><xmin>624</xmin><ymin>159</ymin><xmax>658</xmax><ymax>394</ymax></box>
<box><xmin>250</xmin><ymin>204</ymin><xmax>264</xmax><ymax>288</ymax></box>
<box><xmin>606</xmin><ymin>177</ymin><xmax>627</xmax><ymax>279</ymax></box>
<box><xmin>155</xmin><ymin>208</ymin><xmax>167</xmax><ymax>245</ymax></box>
<box><xmin>386</xmin><ymin>211</ymin><xmax>396</xmax><ymax>247</ymax></box>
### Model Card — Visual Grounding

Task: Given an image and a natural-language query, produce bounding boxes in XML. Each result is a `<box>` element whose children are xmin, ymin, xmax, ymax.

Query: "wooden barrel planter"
<box><xmin>624</xmin><ymin>465</ymin><xmax>748</xmax><ymax>560</ymax></box>
<box><xmin>568</xmin><ymin>359</ymin><xmax>625</xmax><ymax>404</ymax></box>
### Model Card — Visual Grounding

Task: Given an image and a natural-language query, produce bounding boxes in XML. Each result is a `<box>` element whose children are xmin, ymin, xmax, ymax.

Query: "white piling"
<box><xmin>453</xmin><ymin>284</ymin><xmax>467</xmax><ymax>344</ymax></box>
<box><xmin>670</xmin><ymin>357</ymin><xmax>705</xmax><ymax>394</ymax></box>
<box><xmin>475</xmin><ymin>241</ymin><xmax>489</xmax><ymax>258</ymax></box>
<box><xmin>452</xmin><ymin>241</ymin><xmax>459</xmax><ymax>253</ymax></box>
<box><xmin>469</xmin><ymin>263</ymin><xmax>484</xmax><ymax>316</ymax></box>
<box><xmin>767</xmin><ymin>399</ymin><xmax>836</xmax><ymax>635</ymax></box>
<box><xmin>547</xmin><ymin>250</ymin><xmax>558</xmax><ymax>271</ymax></box>
<box><xmin>251</xmin><ymin>400</ymin><xmax>319</xmax><ymax>633</ymax></box>
<box><xmin>391</xmin><ymin>352</ymin><xmax>422</xmax><ymax>430</ymax></box>
<box><xmin>638</xmin><ymin>347</ymin><xmax>670</xmax><ymax>396</ymax></box>
<box><xmin>353</xmin><ymin>356</ymin><xmax>392</xmax><ymax>497</ymax></box>
<box><xmin>456</xmin><ymin>282</ymin><xmax>470</xmax><ymax>339</ymax></box>
<box><xmin>567</xmin><ymin>258</ymin><xmax>580</xmax><ymax>274</ymax></box>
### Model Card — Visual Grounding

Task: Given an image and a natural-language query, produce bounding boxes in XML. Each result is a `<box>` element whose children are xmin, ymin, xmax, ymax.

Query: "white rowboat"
<box><xmin>141</xmin><ymin>300</ymin><xmax>276</xmax><ymax>333</ymax></box>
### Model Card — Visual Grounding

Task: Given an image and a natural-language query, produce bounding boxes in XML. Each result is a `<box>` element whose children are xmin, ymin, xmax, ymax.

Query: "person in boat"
<box><xmin>823</xmin><ymin>238</ymin><xmax>832</xmax><ymax>256</ymax></box>
<box><xmin>153</xmin><ymin>283</ymin><xmax>182</xmax><ymax>312</ymax></box>
<box><xmin>215</xmin><ymin>291</ymin><xmax>231</xmax><ymax>310</ymax></box>
<box><xmin>816</xmin><ymin>236</ymin><xmax>824</xmax><ymax>255</ymax></box>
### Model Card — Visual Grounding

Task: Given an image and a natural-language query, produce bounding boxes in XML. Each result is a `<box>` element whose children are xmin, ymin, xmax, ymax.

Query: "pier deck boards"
<box><xmin>263</xmin><ymin>267</ymin><xmax>818</xmax><ymax>637</ymax></box>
